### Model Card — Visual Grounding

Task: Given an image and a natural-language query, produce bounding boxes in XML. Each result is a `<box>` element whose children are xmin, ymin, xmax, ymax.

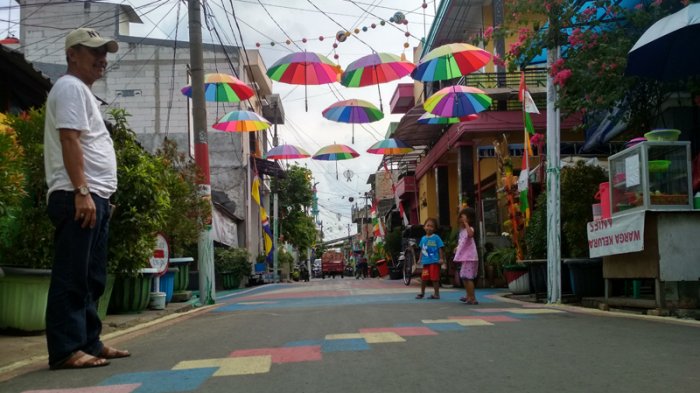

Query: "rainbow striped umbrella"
<box><xmin>412</xmin><ymin>43</ymin><xmax>491</xmax><ymax>82</ymax></box>
<box><xmin>366</xmin><ymin>138</ymin><xmax>414</xmax><ymax>155</ymax></box>
<box><xmin>341</xmin><ymin>53</ymin><xmax>414</xmax><ymax>87</ymax></box>
<box><xmin>423</xmin><ymin>85</ymin><xmax>492</xmax><ymax>118</ymax></box>
<box><xmin>212</xmin><ymin>110</ymin><xmax>271</xmax><ymax>132</ymax></box>
<box><xmin>417</xmin><ymin>112</ymin><xmax>479</xmax><ymax>124</ymax></box>
<box><xmin>322</xmin><ymin>99</ymin><xmax>383</xmax><ymax>144</ymax></box>
<box><xmin>312</xmin><ymin>143</ymin><xmax>359</xmax><ymax>179</ymax></box>
<box><xmin>267</xmin><ymin>51</ymin><xmax>341</xmax><ymax>111</ymax></box>
<box><xmin>266</xmin><ymin>144</ymin><xmax>310</xmax><ymax>160</ymax></box>
<box><xmin>181</xmin><ymin>73</ymin><xmax>254</xmax><ymax>102</ymax></box>
<box><xmin>341</xmin><ymin>52</ymin><xmax>415</xmax><ymax>111</ymax></box>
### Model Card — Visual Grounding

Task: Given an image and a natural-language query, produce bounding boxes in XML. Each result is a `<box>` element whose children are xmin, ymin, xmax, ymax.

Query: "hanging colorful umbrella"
<box><xmin>181</xmin><ymin>73</ymin><xmax>254</xmax><ymax>102</ymax></box>
<box><xmin>412</xmin><ymin>43</ymin><xmax>491</xmax><ymax>82</ymax></box>
<box><xmin>423</xmin><ymin>85</ymin><xmax>492</xmax><ymax>118</ymax></box>
<box><xmin>265</xmin><ymin>144</ymin><xmax>310</xmax><ymax>160</ymax></box>
<box><xmin>417</xmin><ymin>112</ymin><xmax>479</xmax><ymax>124</ymax></box>
<box><xmin>267</xmin><ymin>51</ymin><xmax>341</xmax><ymax>111</ymax></box>
<box><xmin>366</xmin><ymin>138</ymin><xmax>414</xmax><ymax>155</ymax></box>
<box><xmin>312</xmin><ymin>143</ymin><xmax>360</xmax><ymax>179</ymax></box>
<box><xmin>212</xmin><ymin>110</ymin><xmax>271</xmax><ymax>132</ymax></box>
<box><xmin>322</xmin><ymin>99</ymin><xmax>383</xmax><ymax>144</ymax></box>
<box><xmin>341</xmin><ymin>52</ymin><xmax>415</xmax><ymax>111</ymax></box>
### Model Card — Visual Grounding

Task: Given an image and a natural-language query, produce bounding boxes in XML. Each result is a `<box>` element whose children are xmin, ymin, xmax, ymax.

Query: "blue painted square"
<box><xmin>285</xmin><ymin>340</ymin><xmax>322</xmax><ymax>347</ymax></box>
<box><xmin>322</xmin><ymin>339</ymin><xmax>371</xmax><ymax>353</ymax></box>
<box><xmin>422</xmin><ymin>323</ymin><xmax>466</xmax><ymax>332</ymax></box>
<box><xmin>100</xmin><ymin>368</ymin><xmax>217</xmax><ymax>393</ymax></box>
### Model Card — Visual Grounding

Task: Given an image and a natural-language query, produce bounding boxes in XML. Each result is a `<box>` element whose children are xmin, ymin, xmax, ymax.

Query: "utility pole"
<box><xmin>272</xmin><ymin>110</ymin><xmax>279</xmax><ymax>283</ymax></box>
<box><xmin>188</xmin><ymin>0</ymin><xmax>215</xmax><ymax>304</ymax></box>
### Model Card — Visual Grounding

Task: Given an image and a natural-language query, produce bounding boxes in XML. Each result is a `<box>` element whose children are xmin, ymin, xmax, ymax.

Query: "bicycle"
<box><xmin>399</xmin><ymin>225</ymin><xmax>425</xmax><ymax>286</ymax></box>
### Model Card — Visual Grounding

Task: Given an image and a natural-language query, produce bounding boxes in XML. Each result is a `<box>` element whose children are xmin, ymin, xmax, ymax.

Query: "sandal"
<box><xmin>50</xmin><ymin>350</ymin><xmax>110</xmax><ymax>370</ymax></box>
<box><xmin>415</xmin><ymin>294</ymin><xmax>424</xmax><ymax>299</ymax></box>
<box><xmin>465</xmin><ymin>299</ymin><xmax>479</xmax><ymax>305</ymax></box>
<box><xmin>428</xmin><ymin>294</ymin><xmax>440</xmax><ymax>300</ymax></box>
<box><xmin>459</xmin><ymin>297</ymin><xmax>467</xmax><ymax>302</ymax></box>
<box><xmin>99</xmin><ymin>346</ymin><xmax>131</xmax><ymax>359</ymax></box>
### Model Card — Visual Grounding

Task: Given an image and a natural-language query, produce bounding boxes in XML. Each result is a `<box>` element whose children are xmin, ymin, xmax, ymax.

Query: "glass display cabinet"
<box><xmin>608</xmin><ymin>141</ymin><xmax>692</xmax><ymax>215</ymax></box>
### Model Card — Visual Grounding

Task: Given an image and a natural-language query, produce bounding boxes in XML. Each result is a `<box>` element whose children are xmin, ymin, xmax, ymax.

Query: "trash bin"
<box><xmin>375</xmin><ymin>259</ymin><xmax>389</xmax><ymax>277</ymax></box>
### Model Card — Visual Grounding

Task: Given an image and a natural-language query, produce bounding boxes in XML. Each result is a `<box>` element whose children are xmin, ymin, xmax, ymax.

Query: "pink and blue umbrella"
<box><xmin>212</xmin><ymin>110</ymin><xmax>271</xmax><ymax>132</ymax></box>
<box><xmin>267</xmin><ymin>51</ymin><xmax>341</xmax><ymax>111</ymax></box>
<box><xmin>265</xmin><ymin>144</ymin><xmax>310</xmax><ymax>160</ymax></box>
<box><xmin>417</xmin><ymin>112</ymin><xmax>479</xmax><ymax>124</ymax></box>
<box><xmin>322</xmin><ymin>99</ymin><xmax>383</xmax><ymax>144</ymax></box>
<box><xmin>181</xmin><ymin>73</ymin><xmax>254</xmax><ymax>103</ymax></box>
<box><xmin>312</xmin><ymin>143</ymin><xmax>360</xmax><ymax>179</ymax></box>
<box><xmin>412</xmin><ymin>43</ymin><xmax>491</xmax><ymax>82</ymax></box>
<box><xmin>366</xmin><ymin>138</ymin><xmax>414</xmax><ymax>155</ymax></box>
<box><xmin>423</xmin><ymin>85</ymin><xmax>492</xmax><ymax>118</ymax></box>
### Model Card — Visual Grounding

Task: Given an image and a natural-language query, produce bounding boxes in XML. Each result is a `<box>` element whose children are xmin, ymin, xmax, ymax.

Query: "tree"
<box><xmin>271</xmin><ymin>165</ymin><xmax>317</xmax><ymax>251</ymax></box>
<box><xmin>493</xmin><ymin>0</ymin><xmax>697</xmax><ymax>132</ymax></box>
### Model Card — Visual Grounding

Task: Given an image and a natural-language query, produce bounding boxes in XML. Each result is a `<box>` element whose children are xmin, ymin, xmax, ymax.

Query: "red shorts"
<box><xmin>421</xmin><ymin>264</ymin><xmax>441</xmax><ymax>281</ymax></box>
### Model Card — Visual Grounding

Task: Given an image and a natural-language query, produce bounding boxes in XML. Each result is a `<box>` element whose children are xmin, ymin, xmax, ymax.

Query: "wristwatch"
<box><xmin>74</xmin><ymin>184</ymin><xmax>90</xmax><ymax>196</ymax></box>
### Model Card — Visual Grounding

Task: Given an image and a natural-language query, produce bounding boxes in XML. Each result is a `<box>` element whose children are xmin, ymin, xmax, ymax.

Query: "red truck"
<box><xmin>321</xmin><ymin>250</ymin><xmax>345</xmax><ymax>279</ymax></box>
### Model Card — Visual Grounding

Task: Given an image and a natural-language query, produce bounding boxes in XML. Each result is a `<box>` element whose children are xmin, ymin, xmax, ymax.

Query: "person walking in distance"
<box><xmin>454</xmin><ymin>208</ymin><xmax>479</xmax><ymax>304</ymax></box>
<box><xmin>415</xmin><ymin>217</ymin><xmax>445</xmax><ymax>299</ymax></box>
<box><xmin>44</xmin><ymin>28</ymin><xmax>130</xmax><ymax>370</ymax></box>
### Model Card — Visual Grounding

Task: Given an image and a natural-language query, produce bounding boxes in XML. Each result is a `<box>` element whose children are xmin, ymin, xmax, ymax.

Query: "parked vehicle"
<box><xmin>312</xmin><ymin>258</ymin><xmax>322</xmax><ymax>278</ymax></box>
<box><xmin>321</xmin><ymin>250</ymin><xmax>345</xmax><ymax>279</ymax></box>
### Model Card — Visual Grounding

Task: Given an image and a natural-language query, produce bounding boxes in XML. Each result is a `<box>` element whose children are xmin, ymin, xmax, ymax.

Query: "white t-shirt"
<box><xmin>44</xmin><ymin>74</ymin><xmax>117</xmax><ymax>199</ymax></box>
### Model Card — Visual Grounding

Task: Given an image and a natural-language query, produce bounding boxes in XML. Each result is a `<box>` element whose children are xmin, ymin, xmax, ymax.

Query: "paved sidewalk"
<box><xmin>0</xmin><ymin>297</ymin><xmax>200</xmax><ymax>378</ymax></box>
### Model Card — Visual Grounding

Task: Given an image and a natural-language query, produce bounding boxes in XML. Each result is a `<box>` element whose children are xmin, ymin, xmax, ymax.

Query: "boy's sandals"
<box><xmin>465</xmin><ymin>299</ymin><xmax>479</xmax><ymax>305</ymax></box>
<box><xmin>459</xmin><ymin>297</ymin><xmax>467</xmax><ymax>302</ymax></box>
<box><xmin>50</xmin><ymin>350</ymin><xmax>110</xmax><ymax>370</ymax></box>
<box><xmin>99</xmin><ymin>346</ymin><xmax>131</xmax><ymax>359</ymax></box>
<box><xmin>415</xmin><ymin>293</ymin><xmax>424</xmax><ymax>299</ymax></box>
<box><xmin>428</xmin><ymin>294</ymin><xmax>440</xmax><ymax>299</ymax></box>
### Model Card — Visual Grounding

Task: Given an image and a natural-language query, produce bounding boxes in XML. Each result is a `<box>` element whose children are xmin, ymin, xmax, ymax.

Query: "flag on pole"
<box><xmin>518</xmin><ymin>154</ymin><xmax>531</xmax><ymax>225</ymax></box>
<box><xmin>252</xmin><ymin>170</ymin><xmax>274</xmax><ymax>262</ymax></box>
<box><xmin>370</xmin><ymin>202</ymin><xmax>385</xmax><ymax>239</ymax></box>
<box><xmin>518</xmin><ymin>71</ymin><xmax>536</xmax><ymax>224</ymax></box>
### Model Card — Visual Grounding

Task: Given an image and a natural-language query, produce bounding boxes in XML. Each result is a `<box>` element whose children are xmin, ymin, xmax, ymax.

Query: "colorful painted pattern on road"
<box><xmin>21</xmin><ymin>281</ymin><xmax>566</xmax><ymax>393</ymax></box>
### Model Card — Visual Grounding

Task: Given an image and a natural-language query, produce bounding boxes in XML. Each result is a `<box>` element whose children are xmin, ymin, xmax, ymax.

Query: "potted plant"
<box><xmin>215</xmin><ymin>247</ymin><xmax>251</xmax><ymax>290</ymax></box>
<box><xmin>107</xmin><ymin>109</ymin><xmax>171</xmax><ymax>314</ymax></box>
<box><xmin>0</xmin><ymin>108</ymin><xmax>56</xmax><ymax>332</ymax></box>
<box><xmin>489</xmin><ymin>246</ymin><xmax>528</xmax><ymax>294</ymax></box>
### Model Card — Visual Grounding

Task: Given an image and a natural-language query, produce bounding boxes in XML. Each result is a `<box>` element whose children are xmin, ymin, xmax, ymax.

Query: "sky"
<box><xmin>1</xmin><ymin>0</ymin><xmax>439</xmax><ymax>240</ymax></box>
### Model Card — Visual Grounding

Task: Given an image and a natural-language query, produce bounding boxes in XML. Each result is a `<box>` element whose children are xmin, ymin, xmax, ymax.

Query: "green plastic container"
<box><xmin>0</xmin><ymin>267</ymin><xmax>51</xmax><ymax>333</ymax></box>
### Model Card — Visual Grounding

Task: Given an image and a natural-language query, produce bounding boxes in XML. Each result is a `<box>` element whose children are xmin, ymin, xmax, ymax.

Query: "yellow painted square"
<box><xmin>325</xmin><ymin>333</ymin><xmax>364</xmax><ymax>340</ymax></box>
<box><xmin>173</xmin><ymin>355</ymin><xmax>272</xmax><ymax>376</ymax></box>
<box><xmin>360</xmin><ymin>332</ymin><xmax>405</xmax><ymax>343</ymax></box>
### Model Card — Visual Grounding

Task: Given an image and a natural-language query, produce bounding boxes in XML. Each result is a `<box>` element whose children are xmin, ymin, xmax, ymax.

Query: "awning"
<box><xmin>253</xmin><ymin>157</ymin><xmax>286</xmax><ymax>178</ymax></box>
<box><xmin>581</xmin><ymin>104</ymin><xmax>629</xmax><ymax>152</ymax></box>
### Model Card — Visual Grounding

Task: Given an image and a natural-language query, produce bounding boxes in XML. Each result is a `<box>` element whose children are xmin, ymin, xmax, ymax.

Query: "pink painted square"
<box><xmin>230</xmin><ymin>346</ymin><xmax>322</xmax><ymax>363</ymax></box>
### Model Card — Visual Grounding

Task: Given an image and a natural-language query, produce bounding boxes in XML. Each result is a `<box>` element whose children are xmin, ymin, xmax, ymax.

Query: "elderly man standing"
<box><xmin>44</xmin><ymin>27</ymin><xmax>130</xmax><ymax>370</ymax></box>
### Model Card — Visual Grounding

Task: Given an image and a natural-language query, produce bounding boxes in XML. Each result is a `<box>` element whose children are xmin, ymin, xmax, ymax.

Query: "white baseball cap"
<box><xmin>65</xmin><ymin>28</ymin><xmax>118</xmax><ymax>53</ymax></box>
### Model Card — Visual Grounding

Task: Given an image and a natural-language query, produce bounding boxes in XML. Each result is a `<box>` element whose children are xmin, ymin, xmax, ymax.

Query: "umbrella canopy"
<box><xmin>267</xmin><ymin>51</ymin><xmax>340</xmax><ymax>85</ymax></box>
<box><xmin>266</xmin><ymin>51</ymin><xmax>341</xmax><ymax>111</ymax></box>
<box><xmin>366</xmin><ymin>138</ymin><xmax>414</xmax><ymax>155</ymax></box>
<box><xmin>312</xmin><ymin>144</ymin><xmax>359</xmax><ymax>160</ymax></box>
<box><xmin>423</xmin><ymin>85</ymin><xmax>492</xmax><ymax>118</ymax></box>
<box><xmin>412</xmin><ymin>43</ymin><xmax>491</xmax><ymax>82</ymax></box>
<box><xmin>322</xmin><ymin>99</ymin><xmax>384</xmax><ymax>123</ymax></box>
<box><xmin>417</xmin><ymin>112</ymin><xmax>479</xmax><ymax>124</ymax></box>
<box><xmin>181</xmin><ymin>73</ymin><xmax>254</xmax><ymax>102</ymax></box>
<box><xmin>626</xmin><ymin>3</ymin><xmax>700</xmax><ymax>80</ymax></box>
<box><xmin>265</xmin><ymin>144</ymin><xmax>310</xmax><ymax>160</ymax></box>
<box><xmin>212</xmin><ymin>110</ymin><xmax>271</xmax><ymax>132</ymax></box>
<box><xmin>341</xmin><ymin>52</ymin><xmax>415</xmax><ymax>87</ymax></box>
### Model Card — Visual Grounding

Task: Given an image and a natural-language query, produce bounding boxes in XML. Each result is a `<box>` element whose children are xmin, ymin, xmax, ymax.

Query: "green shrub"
<box><xmin>215</xmin><ymin>247</ymin><xmax>251</xmax><ymax>279</ymax></box>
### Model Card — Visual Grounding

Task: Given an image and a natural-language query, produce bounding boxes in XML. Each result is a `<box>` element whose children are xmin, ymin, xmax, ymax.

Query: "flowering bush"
<box><xmin>0</xmin><ymin>114</ymin><xmax>25</xmax><ymax>217</ymax></box>
<box><xmin>480</xmin><ymin>0</ymin><xmax>698</xmax><ymax>132</ymax></box>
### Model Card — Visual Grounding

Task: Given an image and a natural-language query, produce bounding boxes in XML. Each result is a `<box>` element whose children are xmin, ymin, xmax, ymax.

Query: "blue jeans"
<box><xmin>46</xmin><ymin>190</ymin><xmax>111</xmax><ymax>366</ymax></box>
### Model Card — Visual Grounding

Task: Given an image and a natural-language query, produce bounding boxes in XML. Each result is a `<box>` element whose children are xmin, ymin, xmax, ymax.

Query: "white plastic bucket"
<box><xmin>149</xmin><ymin>292</ymin><xmax>166</xmax><ymax>310</ymax></box>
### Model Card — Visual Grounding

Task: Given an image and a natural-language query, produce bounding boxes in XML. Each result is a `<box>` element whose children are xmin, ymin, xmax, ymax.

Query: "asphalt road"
<box><xmin>2</xmin><ymin>278</ymin><xmax>700</xmax><ymax>393</ymax></box>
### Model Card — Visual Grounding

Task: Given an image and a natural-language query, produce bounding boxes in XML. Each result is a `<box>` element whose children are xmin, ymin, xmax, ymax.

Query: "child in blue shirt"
<box><xmin>415</xmin><ymin>217</ymin><xmax>445</xmax><ymax>299</ymax></box>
